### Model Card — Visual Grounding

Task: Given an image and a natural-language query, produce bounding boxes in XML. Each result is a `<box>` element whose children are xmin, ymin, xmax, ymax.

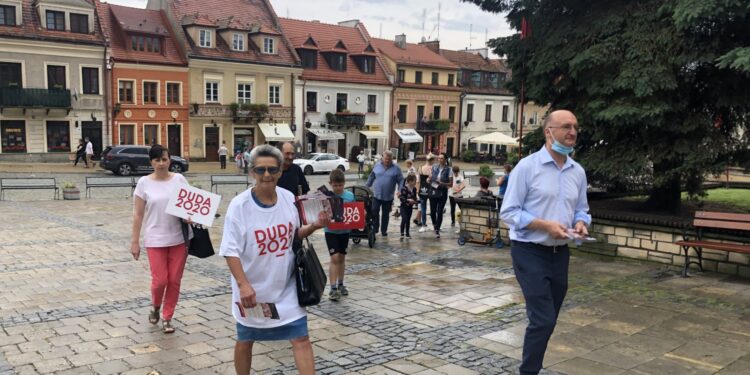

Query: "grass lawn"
<box><xmin>687</xmin><ymin>188</ymin><xmax>750</xmax><ymax>212</ymax></box>
<box><xmin>619</xmin><ymin>188</ymin><xmax>750</xmax><ymax>214</ymax></box>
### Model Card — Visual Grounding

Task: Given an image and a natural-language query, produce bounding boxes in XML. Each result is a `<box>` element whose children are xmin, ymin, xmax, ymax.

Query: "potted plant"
<box><xmin>62</xmin><ymin>182</ymin><xmax>81</xmax><ymax>200</ymax></box>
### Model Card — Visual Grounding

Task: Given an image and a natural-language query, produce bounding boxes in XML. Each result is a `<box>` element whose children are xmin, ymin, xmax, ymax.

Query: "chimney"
<box><xmin>465</xmin><ymin>47</ymin><xmax>489</xmax><ymax>59</ymax></box>
<box><xmin>420</xmin><ymin>40</ymin><xmax>440</xmax><ymax>54</ymax></box>
<box><xmin>395</xmin><ymin>34</ymin><xmax>406</xmax><ymax>49</ymax></box>
<box><xmin>338</xmin><ymin>19</ymin><xmax>359</xmax><ymax>28</ymax></box>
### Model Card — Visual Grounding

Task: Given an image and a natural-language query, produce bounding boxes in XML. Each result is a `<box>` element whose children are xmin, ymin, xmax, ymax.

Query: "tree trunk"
<box><xmin>644</xmin><ymin>175</ymin><xmax>681</xmax><ymax>213</ymax></box>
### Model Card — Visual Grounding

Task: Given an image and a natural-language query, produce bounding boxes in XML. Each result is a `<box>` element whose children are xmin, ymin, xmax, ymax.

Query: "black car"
<box><xmin>100</xmin><ymin>145</ymin><xmax>189</xmax><ymax>176</ymax></box>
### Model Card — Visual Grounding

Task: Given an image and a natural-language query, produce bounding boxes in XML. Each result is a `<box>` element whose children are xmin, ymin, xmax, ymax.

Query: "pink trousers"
<box><xmin>147</xmin><ymin>243</ymin><xmax>188</xmax><ymax>320</ymax></box>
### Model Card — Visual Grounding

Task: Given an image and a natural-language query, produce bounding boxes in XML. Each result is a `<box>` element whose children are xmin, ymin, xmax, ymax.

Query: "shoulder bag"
<box><xmin>292</xmin><ymin>230</ymin><xmax>327</xmax><ymax>307</ymax></box>
<box><xmin>181</xmin><ymin>222</ymin><xmax>215</xmax><ymax>258</ymax></box>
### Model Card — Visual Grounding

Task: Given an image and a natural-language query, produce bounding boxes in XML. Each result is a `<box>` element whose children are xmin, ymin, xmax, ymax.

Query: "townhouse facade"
<box><xmin>438</xmin><ymin>47</ymin><xmax>517</xmax><ymax>156</ymax></box>
<box><xmin>280</xmin><ymin>18</ymin><xmax>392</xmax><ymax>160</ymax></box>
<box><xmin>373</xmin><ymin>35</ymin><xmax>461</xmax><ymax>160</ymax></box>
<box><xmin>0</xmin><ymin>0</ymin><xmax>106</xmax><ymax>161</ymax></box>
<box><xmin>147</xmin><ymin>0</ymin><xmax>302</xmax><ymax>161</ymax></box>
<box><xmin>96</xmin><ymin>2</ymin><xmax>190</xmax><ymax>158</ymax></box>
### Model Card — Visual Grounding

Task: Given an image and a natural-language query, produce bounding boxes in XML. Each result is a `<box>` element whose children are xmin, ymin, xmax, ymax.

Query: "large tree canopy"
<box><xmin>465</xmin><ymin>0</ymin><xmax>750</xmax><ymax>212</ymax></box>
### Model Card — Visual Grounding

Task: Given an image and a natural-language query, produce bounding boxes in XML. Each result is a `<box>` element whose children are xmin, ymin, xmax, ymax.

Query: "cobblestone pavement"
<box><xmin>1</xmin><ymin>172</ymin><xmax>750</xmax><ymax>374</ymax></box>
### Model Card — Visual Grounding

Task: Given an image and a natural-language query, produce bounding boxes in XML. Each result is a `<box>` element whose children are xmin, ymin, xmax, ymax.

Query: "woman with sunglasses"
<box><xmin>219</xmin><ymin>145</ymin><xmax>329</xmax><ymax>375</ymax></box>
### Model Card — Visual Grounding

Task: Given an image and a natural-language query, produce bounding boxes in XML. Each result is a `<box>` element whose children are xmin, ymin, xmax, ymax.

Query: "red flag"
<box><xmin>521</xmin><ymin>17</ymin><xmax>531</xmax><ymax>39</ymax></box>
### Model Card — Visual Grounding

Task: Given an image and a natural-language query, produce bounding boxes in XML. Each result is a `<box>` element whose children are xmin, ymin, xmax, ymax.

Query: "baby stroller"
<box><xmin>346</xmin><ymin>185</ymin><xmax>376</xmax><ymax>248</ymax></box>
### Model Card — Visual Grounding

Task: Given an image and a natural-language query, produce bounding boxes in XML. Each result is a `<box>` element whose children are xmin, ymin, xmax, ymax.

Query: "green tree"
<box><xmin>465</xmin><ymin>0</ymin><xmax>750</xmax><ymax>212</ymax></box>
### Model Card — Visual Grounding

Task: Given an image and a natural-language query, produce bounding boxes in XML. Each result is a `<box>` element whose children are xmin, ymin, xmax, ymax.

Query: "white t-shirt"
<box><xmin>218</xmin><ymin>145</ymin><xmax>228</xmax><ymax>156</ymax></box>
<box><xmin>133</xmin><ymin>173</ymin><xmax>189</xmax><ymax>248</ymax></box>
<box><xmin>219</xmin><ymin>187</ymin><xmax>305</xmax><ymax>329</ymax></box>
<box><xmin>451</xmin><ymin>173</ymin><xmax>464</xmax><ymax>198</ymax></box>
<box><xmin>85</xmin><ymin>142</ymin><xmax>94</xmax><ymax>155</ymax></box>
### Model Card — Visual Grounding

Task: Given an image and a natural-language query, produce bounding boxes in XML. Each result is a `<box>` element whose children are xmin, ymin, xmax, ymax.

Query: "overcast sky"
<box><xmin>105</xmin><ymin>0</ymin><xmax>513</xmax><ymax>57</ymax></box>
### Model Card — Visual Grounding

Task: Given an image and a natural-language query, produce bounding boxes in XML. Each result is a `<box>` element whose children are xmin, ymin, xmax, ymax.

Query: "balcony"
<box><xmin>325</xmin><ymin>112</ymin><xmax>365</xmax><ymax>129</ymax></box>
<box><xmin>190</xmin><ymin>103</ymin><xmax>233</xmax><ymax>117</ymax></box>
<box><xmin>417</xmin><ymin>119</ymin><xmax>451</xmax><ymax>132</ymax></box>
<box><xmin>0</xmin><ymin>88</ymin><xmax>71</xmax><ymax>109</ymax></box>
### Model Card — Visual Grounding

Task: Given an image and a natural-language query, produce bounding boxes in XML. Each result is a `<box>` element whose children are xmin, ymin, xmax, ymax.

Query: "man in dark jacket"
<box><xmin>277</xmin><ymin>142</ymin><xmax>310</xmax><ymax>196</ymax></box>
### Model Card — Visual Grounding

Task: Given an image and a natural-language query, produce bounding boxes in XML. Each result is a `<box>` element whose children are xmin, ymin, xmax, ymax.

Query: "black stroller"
<box><xmin>346</xmin><ymin>185</ymin><xmax>376</xmax><ymax>248</ymax></box>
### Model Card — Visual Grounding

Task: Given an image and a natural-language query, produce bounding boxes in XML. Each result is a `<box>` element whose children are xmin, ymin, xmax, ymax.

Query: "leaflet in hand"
<box><xmin>234</xmin><ymin>301</ymin><xmax>280</xmax><ymax>320</ymax></box>
<box><xmin>296</xmin><ymin>190</ymin><xmax>333</xmax><ymax>225</ymax></box>
<box><xmin>566</xmin><ymin>228</ymin><xmax>597</xmax><ymax>244</ymax></box>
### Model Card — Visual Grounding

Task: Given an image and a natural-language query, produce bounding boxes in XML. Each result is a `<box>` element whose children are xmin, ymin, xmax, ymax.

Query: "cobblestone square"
<box><xmin>1</xmin><ymin>169</ymin><xmax>749</xmax><ymax>374</ymax></box>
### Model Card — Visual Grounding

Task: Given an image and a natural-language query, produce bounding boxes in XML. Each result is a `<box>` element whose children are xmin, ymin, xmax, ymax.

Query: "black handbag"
<box><xmin>181</xmin><ymin>222</ymin><xmax>215</xmax><ymax>258</ymax></box>
<box><xmin>292</xmin><ymin>231</ymin><xmax>327</xmax><ymax>307</ymax></box>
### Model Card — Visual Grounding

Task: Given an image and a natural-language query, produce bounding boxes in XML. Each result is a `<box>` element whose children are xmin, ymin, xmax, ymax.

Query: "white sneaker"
<box><xmin>455</xmin><ymin>228</ymin><xmax>461</xmax><ymax>234</ymax></box>
<box><xmin>418</xmin><ymin>227</ymin><xmax>427</xmax><ymax>233</ymax></box>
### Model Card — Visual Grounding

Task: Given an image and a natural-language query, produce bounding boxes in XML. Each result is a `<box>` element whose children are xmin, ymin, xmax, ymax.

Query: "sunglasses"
<box><xmin>252</xmin><ymin>166</ymin><xmax>280</xmax><ymax>175</ymax></box>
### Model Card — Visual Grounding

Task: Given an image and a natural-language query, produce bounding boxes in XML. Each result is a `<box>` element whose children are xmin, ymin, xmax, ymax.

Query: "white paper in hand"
<box><xmin>165</xmin><ymin>184</ymin><xmax>222</xmax><ymax>226</ymax></box>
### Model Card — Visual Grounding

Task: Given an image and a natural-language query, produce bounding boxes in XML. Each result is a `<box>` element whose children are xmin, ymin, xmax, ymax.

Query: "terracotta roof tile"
<box><xmin>371</xmin><ymin>37</ymin><xmax>457</xmax><ymax>70</ymax></box>
<box><xmin>278</xmin><ymin>18</ymin><xmax>391</xmax><ymax>86</ymax></box>
<box><xmin>97</xmin><ymin>2</ymin><xmax>186</xmax><ymax>66</ymax></box>
<box><xmin>440</xmin><ymin>49</ymin><xmax>513</xmax><ymax>95</ymax></box>
<box><xmin>168</xmin><ymin>0</ymin><xmax>297</xmax><ymax>66</ymax></box>
<box><xmin>0</xmin><ymin>0</ymin><xmax>104</xmax><ymax>46</ymax></box>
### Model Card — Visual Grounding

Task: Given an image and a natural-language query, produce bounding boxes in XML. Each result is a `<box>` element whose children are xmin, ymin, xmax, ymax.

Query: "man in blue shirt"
<box><xmin>500</xmin><ymin>110</ymin><xmax>591</xmax><ymax>375</ymax></box>
<box><xmin>366</xmin><ymin>150</ymin><xmax>403</xmax><ymax>236</ymax></box>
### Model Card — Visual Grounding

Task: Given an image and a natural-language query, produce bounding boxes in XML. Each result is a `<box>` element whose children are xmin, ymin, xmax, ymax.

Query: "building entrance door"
<box><xmin>167</xmin><ymin>124</ymin><xmax>182</xmax><ymax>157</ymax></box>
<box><xmin>205</xmin><ymin>127</ymin><xmax>219</xmax><ymax>161</ymax></box>
<box><xmin>81</xmin><ymin>121</ymin><xmax>102</xmax><ymax>159</ymax></box>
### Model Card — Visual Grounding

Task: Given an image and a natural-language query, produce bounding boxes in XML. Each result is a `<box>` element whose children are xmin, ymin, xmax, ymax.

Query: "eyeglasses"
<box><xmin>549</xmin><ymin>125</ymin><xmax>581</xmax><ymax>132</ymax></box>
<box><xmin>252</xmin><ymin>166</ymin><xmax>280</xmax><ymax>175</ymax></box>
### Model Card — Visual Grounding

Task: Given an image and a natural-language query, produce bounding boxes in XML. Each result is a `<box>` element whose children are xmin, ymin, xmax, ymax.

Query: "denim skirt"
<box><xmin>236</xmin><ymin>316</ymin><xmax>308</xmax><ymax>342</ymax></box>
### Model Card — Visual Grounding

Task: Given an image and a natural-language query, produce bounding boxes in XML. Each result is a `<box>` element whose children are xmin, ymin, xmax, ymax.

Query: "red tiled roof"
<box><xmin>440</xmin><ymin>49</ymin><xmax>512</xmax><ymax>95</ymax></box>
<box><xmin>97</xmin><ymin>2</ymin><xmax>186</xmax><ymax>66</ymax></box>
<box><xmin>279</xmin><ymin>18</ymin><xmax>391</xmax><ymax>86</ymax></box>
<box><xmin>371</xmin><ymin>38</ymin><xmax>457</xmax><ymax>70</ymax></box>
<box><xmin>168</xmin><ymin>0</ymin><xmax>297</xmax><ymax>66</ymax></box>
<box><xmin>0</xmin><ymin>0</ymin><xmax>104</xmax><ymax>46</ymax></box>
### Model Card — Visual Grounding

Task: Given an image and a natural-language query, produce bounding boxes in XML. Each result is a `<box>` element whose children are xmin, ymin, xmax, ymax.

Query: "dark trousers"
<box><xmin>219</xmin><ymin>155</ymin><xmax>227</xmax><ymax>169</ymax></box>
<box><xmin>429</xmin><ymin>192</ymin><xmax>448</xmax><ymax>232</ymax></box>
<box><xmin>371</xmin><ymin>198</ymin><xmax>393</xmax><ymax>235</ymax></box>
<box><xmin>449</xmin><ymin>196</ymin><xmax>457</xmax><ymax>225</ymax></box>
<box><xmin>400</xmin><ymin>205</ymin><xmax>413</xmax><ymax>235</ymax></box>
<box><xmin>74</xmin><ymin>152</ymin><xmax>86</xmax><ymax>166</ymax></box>
<box><xmin>358</xmin><ymin>162</ymin><xmax>364</xmax><ymax>173</ymax></box>
<box><xmin>511</xmin><ymin>241</ymin><xmax>570</xmax><ymax>375</ymax></box>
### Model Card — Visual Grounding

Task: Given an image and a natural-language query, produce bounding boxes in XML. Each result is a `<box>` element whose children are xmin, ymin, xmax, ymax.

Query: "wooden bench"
<box><xmin>0</xmin><ymin>178</ymin><xmax>58</xmax><ymax>200</ymax></box>
<box><xmin>85</xmin><ymin>176</ymin><xmax>135</xmax><ymax>198</ymax></box>
<box><xmin>210</xmin><ymin>175</ymin><xmax>251</xmax><ymax>193</ymax></box>
<box><xmin>675</xmin><ymin>211</ymin><xmax>750</xmax><ymax>277</ymax></box>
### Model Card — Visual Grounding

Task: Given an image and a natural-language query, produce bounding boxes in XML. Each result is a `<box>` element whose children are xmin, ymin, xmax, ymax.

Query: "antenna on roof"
<box><xmin>469</xmin><ymin>24</ymin><xmax>473</xmax><ymax>48</ymax></box>
<box><xmin>421</xmin><ymin>8</ymin><xmax>426</xmax><ymax>40</ymax></box>
<box><xmin>437</xmin><ymin>3</ymin><xmax>441</xmax><ymax>41</ymax></box>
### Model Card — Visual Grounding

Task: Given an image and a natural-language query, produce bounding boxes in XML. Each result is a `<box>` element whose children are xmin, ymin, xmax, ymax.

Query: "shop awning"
<box><xmin>359</xmin><ymin>130</ymin><xmax>387</xmax><ymax>139</ymax></box>
<box><xmin>307</xmin><ymin>128</ymin><xmax>345</xmax><ymax>140</ymax></box>
<box><xmin>259</xmin><ymin>123</ymin><xmax>295</xmax><ymax>142</ymax></box>
<box><xmin>394</xmin><ymin>129</ymin><xmax>423</xmax><ymax>144</ymax></box>
<box><xmin>469</xmin><ymin>131</ymin><xmax>519</xmax><ymax>146</ymax></box>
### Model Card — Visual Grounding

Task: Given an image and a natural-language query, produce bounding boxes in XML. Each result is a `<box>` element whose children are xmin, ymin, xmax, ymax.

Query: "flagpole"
<box><xmin>518</xmin><ymin>79</ymin><xmax>524</xmax><ymax>160</ymax></box>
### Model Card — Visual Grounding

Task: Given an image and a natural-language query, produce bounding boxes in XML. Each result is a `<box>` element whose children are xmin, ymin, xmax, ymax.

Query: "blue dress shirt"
<box><xmin>500</xmin><ymin>146</ymin><xmax>591</xmax><ymax>246</ymax></box>
<box><xmin>366</xmin><ymin>161</ymin><xmax>404</xmax><ymax>201</ymax></box>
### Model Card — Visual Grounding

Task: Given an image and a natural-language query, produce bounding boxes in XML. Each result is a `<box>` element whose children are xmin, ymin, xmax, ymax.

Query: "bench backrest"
<box><xmin>86</xmin><ymin>176</ymin><xmax>134</xmax><ymax>185</ymax></box>
<box><xmin>694</xmin><ymin>211</ymin><xmax>750</xmax><ymax>232</ymax></box>
<box><xmin>1</xmin><ymin>178</ymin><xmax>56</xmax><ymax>187</ymax></box>
<box><xmin>211</xmin><ymin>175</ymin><xmax>248</xmax><ymax>183</ymax></box>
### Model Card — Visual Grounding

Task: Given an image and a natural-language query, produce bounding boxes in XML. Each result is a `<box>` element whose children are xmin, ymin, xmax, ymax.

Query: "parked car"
<box><xmin>293</xmin><ymin>153</ymin><xmax>350</xmax><ymax>175</ymax></box>
<box><xmin>100</xmin><ymin>145</ymin><xmax>189</xmax><ymax>176</ymax></box>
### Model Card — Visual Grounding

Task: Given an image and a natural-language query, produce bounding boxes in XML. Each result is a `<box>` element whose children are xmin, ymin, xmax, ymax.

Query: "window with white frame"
<box><xmin>263</xmin><ymin>37</ymin><xmax>275</xmax><ymax>54</ymax></box>
<box><xmin>205</xmin><ymin>80</ymin><xmax>219</xmax><ymax>103</ymax></box>
<box><xmin>232</xmin><ymin>33</ymin><xmax>244</xmax><ymax>51</ymax></box>
<box><xmin>199</xmin><ymin>29</ymin><xmax>212</xmax><ymax>48</ymax></box>
<box><xmin>268</xmin><ymin>84</ymin><xmax>281</xmax><ymax>105</ymax></box>
<box><xmin>237</xmin><ymin>82</ymin><xmax>252</xmax><ymax>104</ymax></box>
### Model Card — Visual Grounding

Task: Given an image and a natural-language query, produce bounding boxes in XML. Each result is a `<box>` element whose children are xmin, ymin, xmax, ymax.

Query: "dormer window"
<box><xmin>353</xmin><ymin>56</ymin><xmax>375</xmax><ymax>74</ymax></box>
<box><xmin>0</xmin><ymin>5</ymin><xmax>16</xmax><ymax>26</ymax></box>
<box><xmin>263</xmin><ymin>37</ymin><xmax>275</xmax><ymax>54</ymax></box>
<box><xmin>232</xmin><ymin>34</ymin><xmax>244</xmax><ymax>51</ymax></box>
<box><xmin>297</xmin><ymin>49</ymin><xmax>317</xmax><ymax>69</ymax></box>
<box><xmin>70</xmin><ymin>13</ymin><xmax>88</xmax><ymax>33</ymax></box>
<box><xmin>46</xmin><ymin>10</ymin><xmax>64</xmax><ymax>30</ymax></box>
<box><xmin>325</xmin><ymin>53</ymin><xmax>346</xmax><ymax>72</ymax></box>
<box><xmin>199</xmin><ymin>29</ymin><xmax>212</xmax><ymax>48</ymax></box>
<box><xmin>131</xmin><ymin>35</ymin><xmax>161</xmax><ymax>53</ymax></box>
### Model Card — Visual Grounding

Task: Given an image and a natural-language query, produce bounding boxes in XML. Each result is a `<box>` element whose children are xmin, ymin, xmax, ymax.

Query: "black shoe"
<box><xmin>405</xmin><ymin>234</ymin><xmax>411</xmax><ymax>238</ymax></box>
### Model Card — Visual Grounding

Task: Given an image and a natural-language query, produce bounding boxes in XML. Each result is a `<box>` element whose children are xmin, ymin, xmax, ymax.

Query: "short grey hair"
<box><xmin>248</xmin><ymin>144</ymin><xmax>283</xmax><ymax>169</ymax></box>
<box><xmin>383</xmin><ymin>150</ymin><xmax>394</xmax><ymax>157</ymax></box>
